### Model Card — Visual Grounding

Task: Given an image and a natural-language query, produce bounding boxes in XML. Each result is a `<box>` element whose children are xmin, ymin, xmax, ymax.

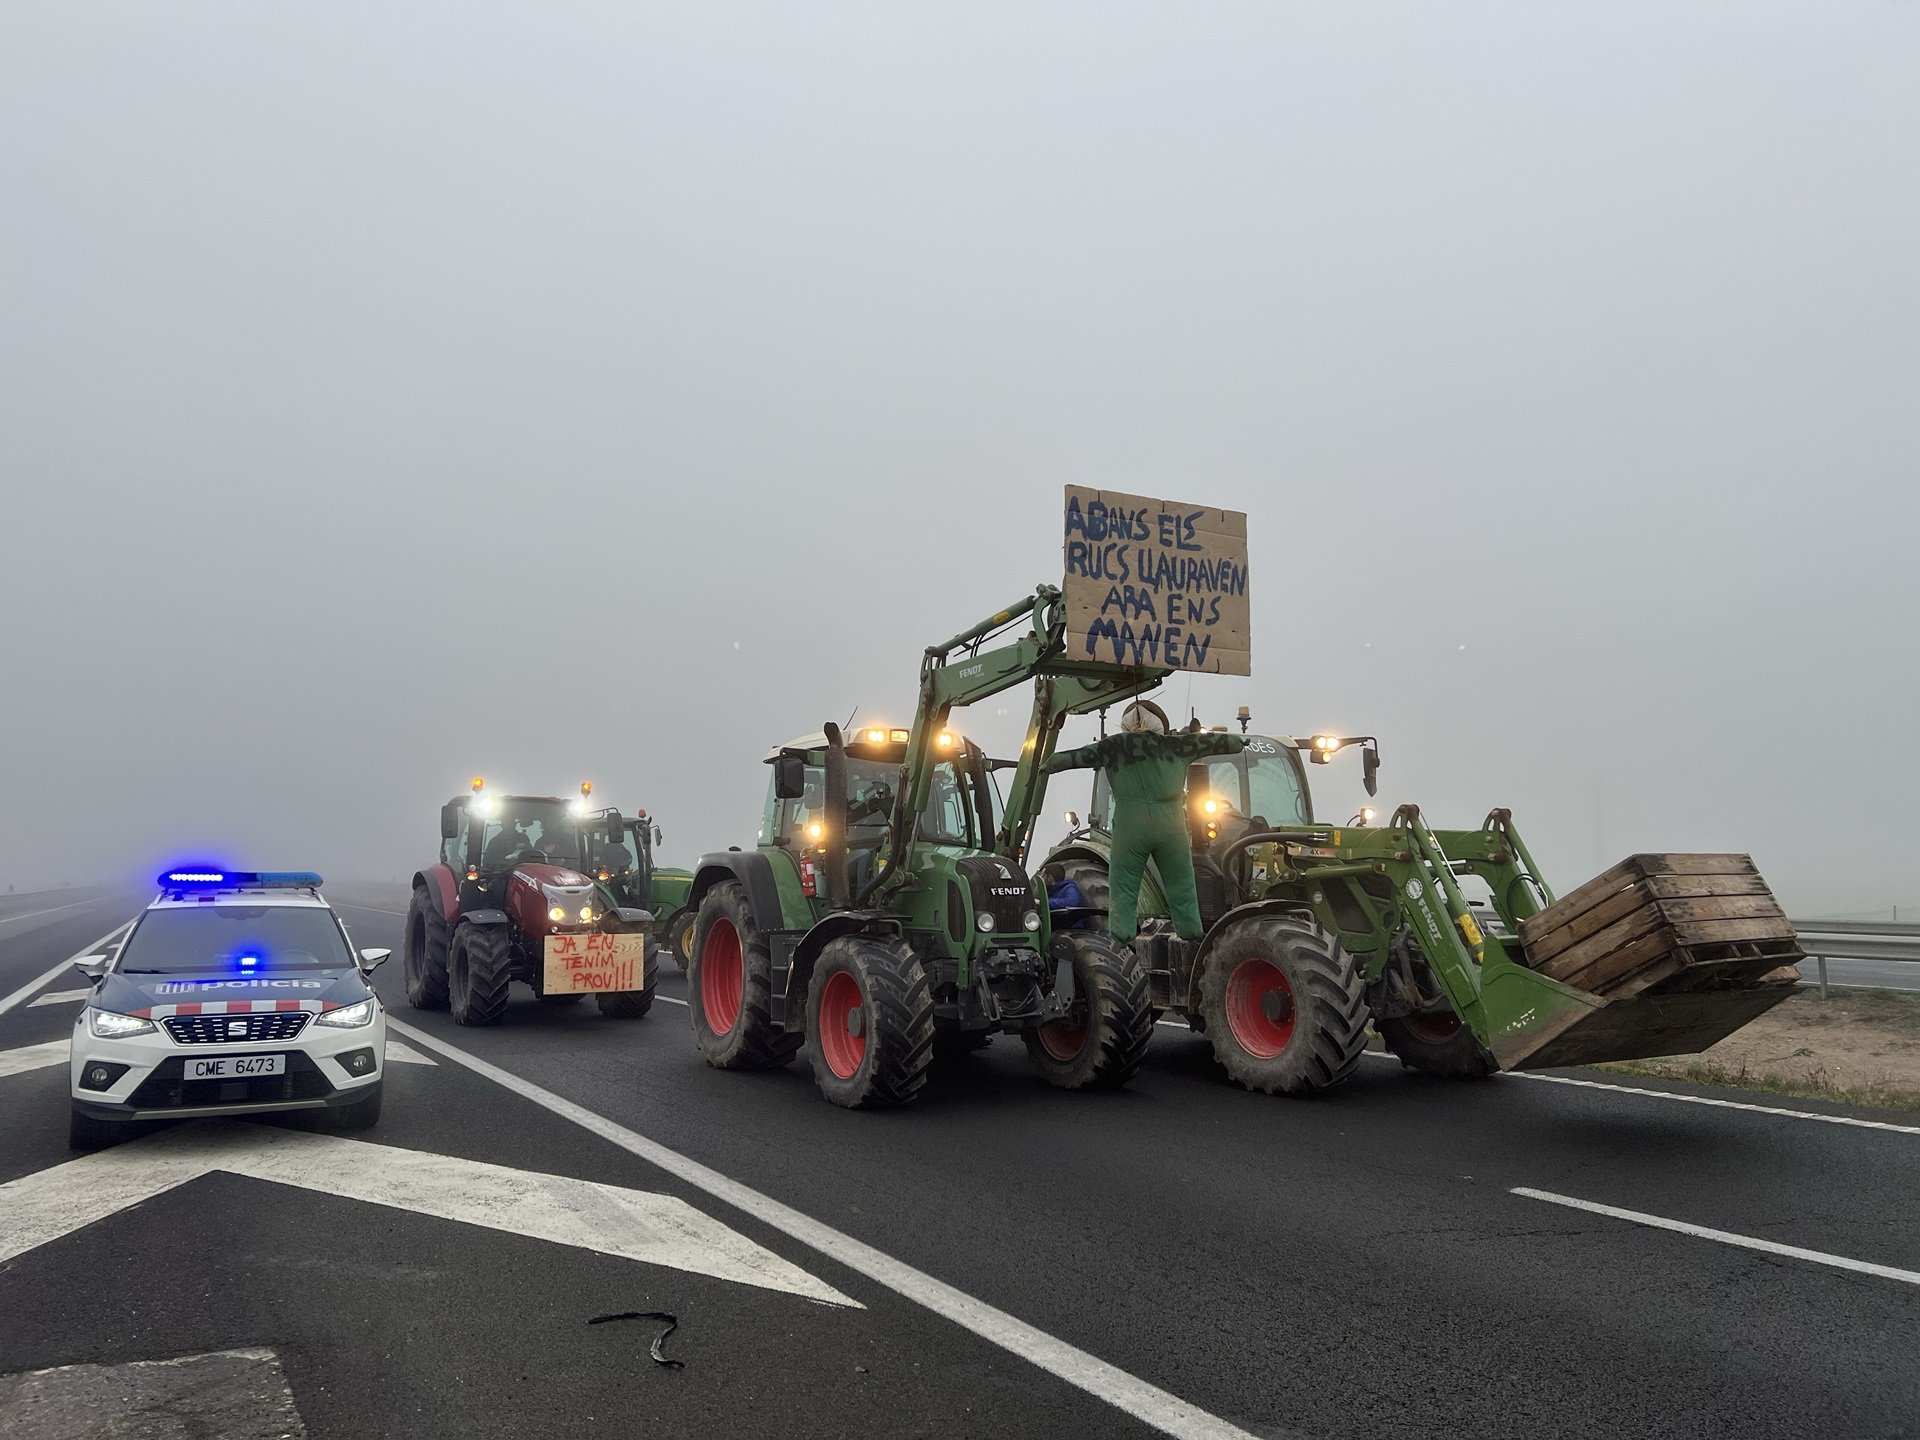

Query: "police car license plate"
<box><xmin>184</xmin><ymin>1055</ymin><xmax>286</xmax><ymax>1080</ymax></box>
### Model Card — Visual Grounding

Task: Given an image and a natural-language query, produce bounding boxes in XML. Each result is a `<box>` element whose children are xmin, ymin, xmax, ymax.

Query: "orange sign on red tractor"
<box><xmin>542</xmin><ymin>932</ymin><xmax>647</xmax><ymax>995</ymax></box>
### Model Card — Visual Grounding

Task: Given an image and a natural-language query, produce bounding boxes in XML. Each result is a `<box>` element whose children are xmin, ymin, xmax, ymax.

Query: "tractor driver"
<box><xmin>1044</xmin><ymin>700</ymin><xmax>1245</xmax><ymax>942</ymax></box>
<box><xmin>482</xmin><ymin>820</ymin><xmax>530</xmax><ymax>868</ymax></box>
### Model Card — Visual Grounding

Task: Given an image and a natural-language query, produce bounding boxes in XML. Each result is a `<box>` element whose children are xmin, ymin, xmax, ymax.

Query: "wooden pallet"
<box><xmin>1516</xmin><ymin>853</ymin><xmax>1802</xmax><ymax>999</ymax></box>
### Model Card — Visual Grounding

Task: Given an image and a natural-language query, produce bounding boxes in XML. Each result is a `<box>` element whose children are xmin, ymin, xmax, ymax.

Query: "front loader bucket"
<box><xmin>1487</xmin><ymin>967</ymin><xmax>1800</xmax><ymax>1072</ymax></box>
<box><xmin>1480</xmin><ymin>853</ymin><xmax>1804</xmax><ymax>1072</ymax></box>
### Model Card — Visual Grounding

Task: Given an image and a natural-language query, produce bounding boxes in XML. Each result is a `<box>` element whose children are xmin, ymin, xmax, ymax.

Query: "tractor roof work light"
<box><xmin>1306</xmin><ymin>735</ymin><xmax>1383</xmax><ymax>795</ymax></box>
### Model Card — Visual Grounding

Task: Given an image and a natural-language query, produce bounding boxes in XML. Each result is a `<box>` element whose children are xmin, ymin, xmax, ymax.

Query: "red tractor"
<box><xmin>405</xmin><ymin>779</ymin><xmax>658</xmax><ymax>1025</ymax></box>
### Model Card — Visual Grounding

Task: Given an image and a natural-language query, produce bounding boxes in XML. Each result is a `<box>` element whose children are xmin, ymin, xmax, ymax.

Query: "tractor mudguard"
<box><xmin>690</xmin><ymin>851</ymin><xmax>792</xmax><ymax>931</ymax></box>
<box><xmin>1174</xmin><ymin>896</ymin><xmax>1320</xmax><ymax>1012</ymax></box>
<box><xmin>779</xmin><ymin>913</ymin><xmax>906</xmax><ymax>1032</ymax></box>
<box><xmin>460</xmin><ymin>909</ymin><xmax>510</xmax><ymax>928</ymax></box>
<box><xmin>414</xmin><ymin>866</ymin><xmax>461</xmax><ymax>925</ymax></box>
<box><xmin>611</xmin><ymin>906</ymin><xmax>654</xmax><ymax>928</ymax></box>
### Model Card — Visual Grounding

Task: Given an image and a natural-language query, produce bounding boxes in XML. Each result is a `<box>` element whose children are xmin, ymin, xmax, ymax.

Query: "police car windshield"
<box><xmin>119</xmin><ymin>907</ymin><xmax>353</xmax><ymax>974</ymax></box>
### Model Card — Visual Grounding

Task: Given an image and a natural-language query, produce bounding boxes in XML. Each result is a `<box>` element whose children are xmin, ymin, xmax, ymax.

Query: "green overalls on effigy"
<box><xmin>1046</xmin><ymin>728</ymin><xmax>1246</xmax><ymax>940</ymax></box>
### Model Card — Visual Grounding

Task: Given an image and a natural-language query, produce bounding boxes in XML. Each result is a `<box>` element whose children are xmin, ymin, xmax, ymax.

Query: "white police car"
<box><xmin>69</xmin><ymin>869</ymin><xmax>389</xmax><ymax>1150</ymax></box>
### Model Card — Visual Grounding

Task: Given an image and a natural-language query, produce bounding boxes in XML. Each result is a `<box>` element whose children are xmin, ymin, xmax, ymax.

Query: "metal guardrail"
<box><xmin>1790</xmin><ymin>919</ymin><xmax>1920</xmax><ymax>996</ymax></box>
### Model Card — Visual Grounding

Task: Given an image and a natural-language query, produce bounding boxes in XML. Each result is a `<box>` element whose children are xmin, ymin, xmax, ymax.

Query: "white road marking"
<box><xmin>1502</xmin><ymin>1071</ymin><xmax>1920</xmax><ymax>1136</ymax></box>
<box><xmin>388</xmin><ymin>1017</ymin><xmax>1261</xmax><ymax>1440</ymax></box>
<box><xmin>0</xmin><ymin>919</ymin><xmax>135</xmax><ymax>1019</ymax></box>
<box><xmin>384</xmin><ymin>1040</ymin><xmax>437</xmax><ymax>1066</ymax></box>
<box><xmin>27</xmin><ymin>988</ymin><xmax>90</xmax><ymax>1008</ymax></box>
<box><xmin>0</xmin><ymin>897</ymin><xmax>103</xmax><ymax>929</ymax></box>
<box><xmin>657</xmin><ymin>994</ymin><xmax>686</xmax><ymax>1007</ymax></box>
<box><xmin>1351</xmin><ymin>1049</ymin><xmax>1920</xmax><ymax>1137</ymax></box>
<box><xmin>1513</xmin><ymin>1187</ymin><xmax>1920</xmax><ymax>1286</ymax></box>
<box><xmin>0</xmin><ymin>1041</ymin><xmax>69</xmax><ymax>1079</ymax></box>
<box><xmin>0</xmin><ymin>1124</ymin><xmax>856</xmax><ymax>1306</ymax></box>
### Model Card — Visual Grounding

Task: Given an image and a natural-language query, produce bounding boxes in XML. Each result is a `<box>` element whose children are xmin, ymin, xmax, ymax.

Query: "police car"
<box><xmin>68</xmin><ymin>869</ymin><xmax>389</xmax><ymax>1150</ymax></box>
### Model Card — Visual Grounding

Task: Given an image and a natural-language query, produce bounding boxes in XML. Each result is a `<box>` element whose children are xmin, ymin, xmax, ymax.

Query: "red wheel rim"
<box><xmin>816</xmin><ymin>969</ymin><xmax>867</xmax><ymax>1080</ymax></box>
<box><xmin>1401</xmin><ymin>1011</ymin><xmax>1461</xmax><ymax>1044</ymax></box>
<box><xmin>1224</xmin><ymin>957</ymin><xmax>1296</xmax><ymax>1059</ymax></box>
<box><xmin>700</xmin><ymin>918</ymin><xmax>744</xmax><ymax>1035</ymax></box>
<box><xmin>1036</xmin><ymin>1019</ymin><xmax>1087</xmax><ymax>1061</ymax></box>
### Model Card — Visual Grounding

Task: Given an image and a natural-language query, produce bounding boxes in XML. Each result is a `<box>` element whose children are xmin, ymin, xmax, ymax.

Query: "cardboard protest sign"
<box><xmin>1062</xmin><ymin>485</ymin><xmax>1251</xmax><ymax>675</ymax></box>
<box><xmin>543</xmin><ymin>931</ymin><xmax>647</xmax><ymax>995</ymax></box>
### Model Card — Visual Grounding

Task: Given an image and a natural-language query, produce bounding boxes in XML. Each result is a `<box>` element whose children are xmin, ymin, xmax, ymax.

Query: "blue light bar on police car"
<box><xmin>157</xmin><ymin>869</ymin><xmax>325</xmax><ymax>889</ymax></box>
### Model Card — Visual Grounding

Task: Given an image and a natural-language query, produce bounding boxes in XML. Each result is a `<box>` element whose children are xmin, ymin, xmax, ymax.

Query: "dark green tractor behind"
<box><xmin>1048</xmin><ymin>721</ymin><xmax>1802</xmax><ymax>1094</ymax></box>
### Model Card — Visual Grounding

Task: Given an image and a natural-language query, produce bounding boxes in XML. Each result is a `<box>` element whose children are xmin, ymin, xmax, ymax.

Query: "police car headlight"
<box><xmin>315</xmin><ymin>999</ymin><xmax>377</xmax><ymax>1029</ymax></box>
<box><xmin>1022</xmin><ymin>910</ymin><xmax>1041</xmax><ymax>932</ymax></box>
<box><xmin>88</xmin><ymin>1009</ymin><xmax>154</xmax><ymax>1039</ymax></box>
<box><xmin>975</xmin><ymin>913</ymin><xmax>995</xmax><ymax>933</ymax></box>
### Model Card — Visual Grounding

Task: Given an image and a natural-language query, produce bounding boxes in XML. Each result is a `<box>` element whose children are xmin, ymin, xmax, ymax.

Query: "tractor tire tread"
<box><xmin>809</xmin><ymin>935</ymin><xmax>935</xmax><ymax>1109</ymax></box>
<box><xmin>449</xmin><ymin>924</ymin><xmax>513</xmax><ymax>1027</ymax></box>
<box><xmin>404</xmin><ymin>886</ymin><xmax>451</xmax><ymax>1011</ymax></box>
<box><xmin>689</xmin><ymin>883</ymin><xmax>802</xmax><ymax>1070</ymax></box>
<box><xmin>1199</xmin><ymin>914</ymin><xmax>1368</xmax><ymax>1095</ymax></box>
<box><xmin>1023</xmin><ymin>929</ymin><xmax>1154</xmax><ymax>1090</ymax></box>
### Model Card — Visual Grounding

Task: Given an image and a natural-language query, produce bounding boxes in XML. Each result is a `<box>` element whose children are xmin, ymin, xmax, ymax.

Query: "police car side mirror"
<box><xmin>72</xmin><ymin>954</ymin><xmax>110</xmax><ymax>983</ymax></box>
<box><xmin>358</xmin><ymin>948</ymin><xmax>392</xmax><ymax>972</ymax></box>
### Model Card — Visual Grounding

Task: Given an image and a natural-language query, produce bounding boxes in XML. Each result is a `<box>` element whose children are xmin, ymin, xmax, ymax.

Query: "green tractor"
<box><xmin>591</xmin><ymin>809</ymin><xmax>696</xmax><ymax>972</ymax></box>
<box><xmin>684</xmin><ymin>586</ymin><xmax>1175</xmax><ymax>1109</ymax></box>
<box><xmin>1046</xmin><ymin>716</ymin><xmax>1800</xmax><ymax>1094</ymax></box>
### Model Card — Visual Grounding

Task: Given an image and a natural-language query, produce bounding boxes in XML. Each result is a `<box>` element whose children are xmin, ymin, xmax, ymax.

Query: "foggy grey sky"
<box><xmin>2</xmin><ymin>3</ymin><xmax>1914</xmax><ymax>915</ymax></box>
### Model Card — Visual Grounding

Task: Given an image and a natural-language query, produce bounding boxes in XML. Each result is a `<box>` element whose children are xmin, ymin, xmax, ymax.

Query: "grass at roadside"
<box><xmin>1598</xmin><ymin>987</ymin><xmax>1920</xmax><ymax>1112</ymax></box>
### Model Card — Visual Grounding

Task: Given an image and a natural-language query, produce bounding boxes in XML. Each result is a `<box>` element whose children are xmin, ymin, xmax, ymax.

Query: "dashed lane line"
<box><xmin>385</xmin><ymin>1016</ymin><xmax>1262</xmax><ymax>1440</ymax></box>
<box><xmin>0</xmin><ymin>898</ymin><xmax>107</xmax><ymax>929</ymax></box>
<box><xmin>0</xmin><ymin>920</ymin><xmax>135</xmax><ymax>1020</ymax></box>
<box><xmin>0</xmin><ymin>1041</ymin><xmax>68</xmax><ymax>1079</ymax></box>
<box><xmin>1513</xmin><ymin>1187</ymin><xmax>1920</xmax><ymax>1286</ymax></box>
<box><xmin>27</xmin><ymin>989</ymin><xmax>91</xmax><ymax>1008</ymax></box>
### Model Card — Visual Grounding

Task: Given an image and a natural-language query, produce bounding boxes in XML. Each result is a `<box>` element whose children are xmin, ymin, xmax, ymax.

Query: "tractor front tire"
<box><xmin>404</xmin><ymin>886</ymin><xmax>451</xmax><ymax>1011</ymax></box>
<box><xmin>688</xmin><ymin>883</ymin><xmax>800</xmax><ymax>1070</ymax></box>
<box><xmin>805</xmin><ymin>936</ymin><xmax>935</xmax><ymax>1109</ymax></box>
<box><xmin>1196</xmin><ymin>914</ymin><xmax>1367</xmax><ymax>1095</ymax></box>
<box><xmin>1022</xmin><ymin>930</ymin><xmax>1154</xmax><ymax>1090</ymax></box>
<box><xmin>598</xmin><ymin>942</ymin><xmax>658</xmax><ymax>1019</ymax></box>
<box><xmin>448</xmin><ymin>924</ymin><xmax>513</xmax><ymax>1027</ymax></box>
<box><xmin>665</xmin><ymin>910</ymin><xmax>695</xmax><ymax>972</ymax></box>
<box><xmin>1379</xmin><ymin>1011</ymin><xmax>1496</xmax><ymax>1079</ymax></box>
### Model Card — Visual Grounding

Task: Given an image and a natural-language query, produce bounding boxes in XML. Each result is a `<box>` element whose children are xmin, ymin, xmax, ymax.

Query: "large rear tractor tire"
<box><xmin>597</xmin><ymin>938</ymin><xmax>659</xmax><ymax>1019</ymax></box>
<box><xmin>1058</xmin><ymin>860</ymin><xmax>1111</xmax><ymax>919</ymax></box>
<box><xmin>805</xmin><ymin>936</ymin><xmax>936</xmax><ymax>1109</ymax></box>
<box><xmin>688</xmin><ymin>883</ymin><xmax>801</xmax><ymax>1070</ymax></box>
<box><xmin>1196</xmin><ymin>914</ymin><xmax>1367</xmax><ymax>1095</ymax></box>
<box><xmin>665</xmin><ymin>910</ymin><xmax>695</xmax><ymax>972</ymax></box>
<box><xmin>1022</xmin><ymin>930</ymin><xmax>1154</xmax><ymax>1090</ymax></box>
<box><xmin>448</xmin><ymin>924</ymin><xmax>513</xmax><ymax>1027</ymax></box>
<box><xmin>404</xmin><ymin>886</ymin><xmax>451</xmax><ymax>1011</ymax></box>
<box><xmin>1379</xmin><ymin>1010</ymin><xmax>1496</xmax><ymax>1079</ymax></box>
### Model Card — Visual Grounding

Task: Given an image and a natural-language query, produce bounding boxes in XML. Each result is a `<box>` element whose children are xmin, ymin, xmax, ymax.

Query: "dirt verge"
<box><xmin>1603</xmin><ymin>987</ymin><xmax>1920</xmax><ymax>1111</ymax></box>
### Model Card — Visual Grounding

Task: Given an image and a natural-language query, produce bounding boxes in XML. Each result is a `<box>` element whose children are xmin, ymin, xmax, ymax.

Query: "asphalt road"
<box><xmin>3</xmin><ymin>888</ymin><xmax>1918</xmax><ymax>1439</ymax></box>
<box><xmin>1796</xmin><ymin>955</ymin><xmax>1920</xmax><ymax>993</ymax></box>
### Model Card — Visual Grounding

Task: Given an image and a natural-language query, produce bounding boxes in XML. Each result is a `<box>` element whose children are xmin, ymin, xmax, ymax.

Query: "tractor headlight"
<box><xmin>975</xmin><ymin>912</ymin><xmax>996</xmax><ymax>933</ymax></box>
<box><xmin>316</xmin><ymin>998</ymin><xmax>377</xmax><ymax>1029</ymax></box>
<box><xmin>579</xmin><ymin>906</ymin><xmax>594</xmax><ymax>923</ymax></box>
<box><xmin>1022</xmin><ymin>911</ymin><xmax>1041</xmax><ymax>932</ymax></box>
<box><xmin>88</xmin><ymin>1009</ymin><xmax>154</xmax><ymax>1039</ymax></box>
<box><xmin>549</xmin><ymin>906</ymin><xmax>566</xmax><ymax>922</ymax></box>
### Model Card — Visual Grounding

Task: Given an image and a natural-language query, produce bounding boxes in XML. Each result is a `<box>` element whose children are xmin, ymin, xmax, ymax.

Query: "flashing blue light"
<box><xmin>239</xmin><ymin>954</ymin><xmax>260</xmax><ymax>968</ymax></box>
<box><xmin>156</xmin><ymin>869</ymin><xmax>325</xmax><ymax>890</ymax></box>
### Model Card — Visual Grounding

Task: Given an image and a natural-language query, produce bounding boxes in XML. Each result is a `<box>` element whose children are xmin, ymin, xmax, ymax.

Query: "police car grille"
<box><xmin>165</xmin><ymin>1012</ymin><xmax>311</xmax><ymax>1045</ymax></box>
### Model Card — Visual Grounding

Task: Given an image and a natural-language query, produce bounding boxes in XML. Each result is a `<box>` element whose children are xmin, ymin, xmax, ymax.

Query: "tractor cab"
<box><xmin>759</xmin><ymin>726</ymin><xmax>1000</xmax><ymax>902</ymax></box>
<box><xmin>439</xmin><ymin>782</ymin><xmax>626</xmax><ymax>911</ymax></box>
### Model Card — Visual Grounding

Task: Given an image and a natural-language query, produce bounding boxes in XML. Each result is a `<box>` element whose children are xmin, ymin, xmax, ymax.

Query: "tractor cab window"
<box><xmin>916</xmin><ymin>762</ymin><xmax>973</xmax><ymax>846</ymax></box>
<box><xmin>589</xmin><ymin>826</ymin><xmax>638</xmax><ymax>877</ymax></box>
<box><xmin>479</xmin><ymin>801</ymin><xmax>574</xmax><ymax>869</ymax></box>
<box><xmin>1244</xmin><ymin>746</ymin><xmax>1311</xmax><ymax>827</ymax></box>
<box><xmin>1192</xmin><ymin>758</ymin><xmax>1245</xmax><ymax>817</ymax></box>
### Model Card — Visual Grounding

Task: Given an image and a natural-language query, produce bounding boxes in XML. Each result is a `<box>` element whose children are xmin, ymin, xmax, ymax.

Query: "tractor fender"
<box><xmin>689</xmin><ymin>851</ymin><xmax>788</xmax><ymax>931</ymax></box>
<box><xmin>458</xmin><ymin>909</ymin><xmax>510</xmax><ymax>928</ymax></box>
<box><xmin>413</xmin><ymin>865</ymin><xmax>461</xmax><ymax>925</ymax></box>
<box><xmin>1183</xmin><ymin>896</ymin><xmax>1322</xmax><ymax>1011</ymax></box>
<box><xmin>1043</xmin><ymin>842</ymin><xmax>1112</xmax><ymax>872</ymax></box>
<box><xmin>609</xmin><ymin>906</ymin><xmax>654</xmax><ymax>930</ymax></box>
<box><xmin>781</xmin><ymin>913</ymin><xmax>907</xmax><ymax>1033</ymax></box>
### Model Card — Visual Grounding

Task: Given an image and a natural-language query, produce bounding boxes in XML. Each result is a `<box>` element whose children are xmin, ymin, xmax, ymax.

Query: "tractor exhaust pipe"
<box><xmin>821</xmin><ymin>722</ymin><xmax>853</xmax><ymax>909</ymax></box>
